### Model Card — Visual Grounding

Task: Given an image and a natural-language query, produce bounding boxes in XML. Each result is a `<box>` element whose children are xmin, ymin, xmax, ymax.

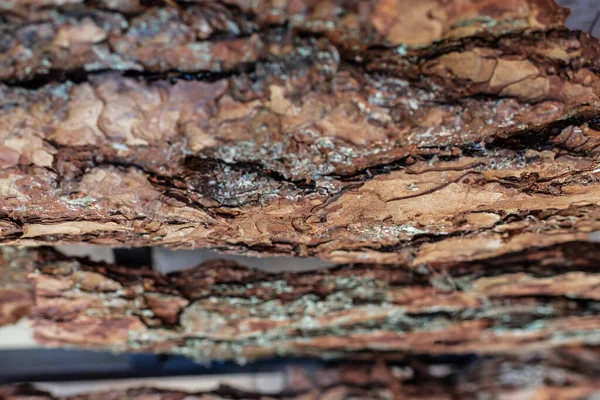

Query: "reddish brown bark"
<box><xmin>11</xmin><ymin>243</ymin><xmax>598</xmax><ymax>363</ymax></box>
<box><xmin>0</xmin><ymin>0</ymin><xmax>567</xmax><ymax>82</ymax></box>
<box><xmin>0</xmin><ymin>241</ymin><xmax>597</xmax><ymax>397</ymax></box>
<box><xmin>1</xmin><ymin>1</ymin><xmax>600</xmax><ymax>263</ymax></box>
<box><xmin>1</xmin><ymin>1</ymin><xmax>600</xmax><ymax>396</ymax></box>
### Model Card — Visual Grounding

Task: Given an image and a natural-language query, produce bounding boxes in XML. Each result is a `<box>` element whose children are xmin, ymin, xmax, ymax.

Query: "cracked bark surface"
<box><xmin>3</xmin><ymin>351</ymin><xmax>600</xmax><ymax>399</ymax></box>
<box><xmin>0</xmin><ymin>0</ymin><xmax>567</xmax><ymax>82</ymax></box>
<box><xmin>2</xmin><ymin>1</ymin><xmax>600</xmax><ymax>397</ymax></box>
<box><xmin>12</xmin><ymin>243</ymin><xmax>599</xmax><ymax>364</ymax></box>
<box><xmin>2</xmin><ymin>1</ymin><xmax>600</xmax><ymax>262</ymax></box>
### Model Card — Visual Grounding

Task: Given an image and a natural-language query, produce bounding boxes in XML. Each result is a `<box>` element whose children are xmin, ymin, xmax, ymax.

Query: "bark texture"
<box><xmin>3</xmin><ymin>351</ymin><xmax>600</xmax><ymax>400</ymax></box>
<box><xmin>0</xmin><ymin>0</ymin><xmax>567</xmax><ymax>82</ymax></box>
<box><xmin>16</xmin><ymin>244</ymin><xmax>600</xmax><ymax>364</ymax></box>
<box><xmin>0</xmin><ymin>244</ymin><xmax>597</xmax><ymax>397</ymax></box>
<box><xmin>3</xmin><ymin>2</ymin><xmax>600</xmax><ymax>397</ymax></box>
<box><xmin>2</xmin><ymin>1</ymin><xmax>600</xmax><ymax>262</ymax></box>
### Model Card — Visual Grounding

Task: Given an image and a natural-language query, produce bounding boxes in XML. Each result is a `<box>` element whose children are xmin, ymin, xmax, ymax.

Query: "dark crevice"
<box><xmin>486</xmin><ymin>112</ymin><xmax>600</xmax><ymax>153</ymax></box>
<box><xmin>3</xmin><ymin>65</ymin><xmax>256</xmax><ymax>91</ymax></box>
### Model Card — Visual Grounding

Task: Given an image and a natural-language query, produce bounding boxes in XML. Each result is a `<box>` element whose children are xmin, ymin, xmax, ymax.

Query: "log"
<box><xmin>2</xmin><ymin>1</ymin><xmax>600</xmax><ymax>263</ymax></box>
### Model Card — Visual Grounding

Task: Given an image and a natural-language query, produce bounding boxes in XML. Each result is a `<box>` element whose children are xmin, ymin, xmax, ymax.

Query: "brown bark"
<box><xmin>0</xmin><ymin>244</ymin><xmax>593</xmax><ymax>398</ymax></box>
<box><xmin>1</xmin><ymin>1</ymin><xmax>600</xmax><ymax>263</ymax></box>
<box><xmin>3</xmin><ymin>351</ymin><xmax>600</xmax><ymax>399</ymax></box>
<box><xmin>0</xmin><ymin>0</ymin><xmax>566</xmax><ymax>82</ymax></box>
<box><xmin>2</xmin><ymin>2</ymin><xmax>600</xmax><ymax>397</ymax></box>
<box><xmin>16</xmin><ymin>243</ymin><xmax>600</xmax><ymax>363</ymax></box>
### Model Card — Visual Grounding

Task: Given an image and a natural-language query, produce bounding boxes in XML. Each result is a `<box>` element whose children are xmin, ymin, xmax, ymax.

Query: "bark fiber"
<box><xmin>0</xmin><ymin>248</ymin><xmax>34</xmax><ymax>326</ymax></box>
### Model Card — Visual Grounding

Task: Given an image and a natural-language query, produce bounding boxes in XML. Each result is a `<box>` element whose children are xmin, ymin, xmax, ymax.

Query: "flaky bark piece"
<box><xmin>3</xmin><ymin>350</ymin><xmax>600</xmax><ymax>399</ymax></box>
<box><xmin>2</xmin><ymin>28</ymin><xmax>600</xmax><ymax>262</ymax></box>
<box><xmin>0</xmin><ymin>0</ymin><xmax>568</xmax><ymax>82</ymax></box>
<box><xmin>20</xmin><ymin>242</ymin><xmax>600</xmax><ymax>362</ymax></box>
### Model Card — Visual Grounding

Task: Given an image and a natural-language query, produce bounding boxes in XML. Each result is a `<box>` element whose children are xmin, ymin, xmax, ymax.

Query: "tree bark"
<box><xmin>0</xmin><ymin>244</ymin><xmax>592</xmax><ymax>398</ymax></box>
<box><xmin>0</xmin><ymin>0</ymin><xmax>567</xmax><ymax>82</ymax></box>
<box><xmin>14</xmin><ymin>243</ymin><xmax>599</xmax><ymax>363</ymax></box>
<box><xmin>2</xmin><ymin>1</ymin><xmax>600</xmax><ymax>263</ymax></box>
<box><xmin>3</xmin><ymin>1</ymin><xmax>600</xmax><ymax>396</ymax></box>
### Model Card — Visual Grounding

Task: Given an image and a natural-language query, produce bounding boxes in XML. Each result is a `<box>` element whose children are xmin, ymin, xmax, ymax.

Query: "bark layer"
<box><xmin>3</xmin><ymin>2</ymin><xmax>600</xmax><ymax>397</ymax></box>
<box><xmin>1</xmin><ymin>1</ymin><xmax>600</xmax><ymax>262</ymax></box>
<box><xmin>16</xmin><ymin>244</ymin><xmax>600</xmax><ymax>363</ymax></box>
<box><xmin>0</xmin><ymin>0</ymin><xmax>567</xmax><ymax>82</ymax></box>
<box><xmin>0</xmin><ymin>244</ymin><xmax>598</xmax><ymax>397</ymax></box>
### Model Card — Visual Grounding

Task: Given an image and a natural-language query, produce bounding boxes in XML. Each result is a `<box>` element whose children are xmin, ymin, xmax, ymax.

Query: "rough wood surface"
<box><xmin>0</xmin><ymin>244</ymin><xmax>598</xmax><ymax>397</ymax></box>
<box><xmin>0</xmin><ymin>0</ymin><xmax>567</xmax><ymax>82</ymax></box>
<box><xmin>10</xmin><ymin>244</ymin><xmax>597</xmax><ymax>363</ymax></box>
<box><xmin>2</xmin><ymin>1</ymin><xmax>600</xmax><ymax>397</ymax></box>
<box><xmin>0</xmin><ymin>242</ymin><xmax>600</xmax><ymax>400</ymax></box>
<box><xmin>2</xmin><ymin>1</ymin><xmax>600</xmax><ymax>263</ymax></box>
